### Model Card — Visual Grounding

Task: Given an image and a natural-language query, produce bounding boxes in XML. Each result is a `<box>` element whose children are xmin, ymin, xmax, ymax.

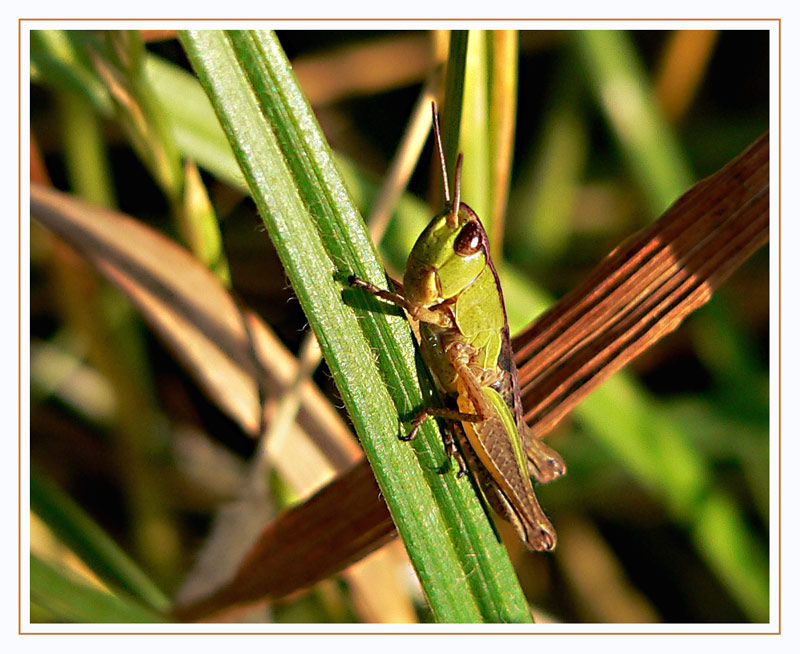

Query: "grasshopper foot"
<box><xmin>454</xmin><ymin>455</ymin><xmax>468</xmax><ymax>478</ymax></box>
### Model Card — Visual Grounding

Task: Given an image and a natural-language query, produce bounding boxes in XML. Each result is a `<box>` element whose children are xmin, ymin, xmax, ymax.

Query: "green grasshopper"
<box><xmin>350</xmin><ymin>104</ymin><xmax>565</xmax><ymax>551</ymax></box>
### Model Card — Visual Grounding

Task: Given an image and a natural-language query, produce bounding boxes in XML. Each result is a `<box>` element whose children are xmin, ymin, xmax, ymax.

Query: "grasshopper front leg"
<box><xmin>349</xmin><ymin>275</ymin><xmax>470</xmax><ymax>473</ymax></box>
<box><xmin>348</xmin><ymin>276</ymin><xmax>453</xmax><ymax>329</ymax></box>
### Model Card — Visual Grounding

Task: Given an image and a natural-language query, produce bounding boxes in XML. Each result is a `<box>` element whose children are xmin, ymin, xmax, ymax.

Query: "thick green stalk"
<box><xmin>179</xmin><ymin>29</ymin><xmax>532</xmax><ymax>623</ymax></box>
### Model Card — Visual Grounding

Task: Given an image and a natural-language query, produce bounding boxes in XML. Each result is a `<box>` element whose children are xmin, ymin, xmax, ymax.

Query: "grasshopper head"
<box><xmin>402</xmin><ymin>202</ymin><xmax>489</xmax><ymax>308</ymax></box>
<box><xmin>406</xmin><ymin>106</ymin><xmax>492</xmax><ymax>308</ymax></box>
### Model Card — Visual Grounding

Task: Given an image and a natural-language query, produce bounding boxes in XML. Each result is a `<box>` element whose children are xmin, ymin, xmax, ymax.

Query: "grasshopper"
<box><xmin>350</xmin><ymin>104</ymin><xmax>565</xmax><ymax>551</ymax></box>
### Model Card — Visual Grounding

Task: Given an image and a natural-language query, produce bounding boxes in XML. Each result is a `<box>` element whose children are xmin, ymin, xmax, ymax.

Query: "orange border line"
<box><xmin>19</xmin><ymin>17</ymin><xmax>780</xmax><ymax>636</ymax></box>
<box><xmin>777</xmin><ymin>16</ymin><xmax>782</xmax><ymax>638</ymax></box>
<box><xmin>18</xmin><ymin>15</ymin><xmax>22</xmax><ymax>640</ymax></box>
<box><xmin>18</xmin><ymin>17</ymin><xmax>780</xmax><ymax>21</ymax></box>
<box><xmin>20</xmin><ymin>631</ymin><xmax>782</xmax><ymax>636</ymax></box>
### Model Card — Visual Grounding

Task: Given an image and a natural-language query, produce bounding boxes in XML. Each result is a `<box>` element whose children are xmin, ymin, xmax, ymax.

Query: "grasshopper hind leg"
<box><xmin>441</xmin><ymin>423</ymin><xmax>469</xmax><ymax>477</ymax></box>
<box><xmin>520</xmin><ymin>421</ymin><xmax>566</xmax><ymax>484</ymax></box>
<box><xmin>454</xmin><ymin>422</ymin><xmax>557</xmax><ymax>551</ymax></box>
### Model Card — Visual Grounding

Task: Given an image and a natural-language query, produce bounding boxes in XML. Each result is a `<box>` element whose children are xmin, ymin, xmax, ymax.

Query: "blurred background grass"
<box><xmin>29</xmin><ymin>29</ymin><xmax>770</xmax><ymax>623</ymax></box>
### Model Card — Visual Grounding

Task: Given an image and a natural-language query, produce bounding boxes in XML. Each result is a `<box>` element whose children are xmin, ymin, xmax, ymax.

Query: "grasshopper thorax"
<box><xmin>402</xmin><ymin>202</ymin><xmax>490</xmax><ymax>308</ymax></box>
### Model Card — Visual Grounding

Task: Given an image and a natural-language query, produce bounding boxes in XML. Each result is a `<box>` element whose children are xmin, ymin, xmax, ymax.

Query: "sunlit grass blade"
<box><xmin>574</xmin><ymin>30</ymin><xmax>694</xmax><ymax>217</ymax></box>
<box><xmin>30</xmin><ymin>554</ymin><xmax>166</xmax><ymax>623</ymax></box>
<box><xmin>145</xmin><ymin>53</ymin><xmax>247</xmax><ymax>189</ymax></box>
<box><xmin>58</xmin><ymin>90</ymin><xmax>116</xmax><ymax>208</ymax></box>
<box><xmin>654</xmin><ymin>30</ymin><xmax>719</xmax><ymax>123</ymax></box>
<box><xmin>179</xmin><ymin>29</ymin><xmax>532</xmax><ymax>623</ymax></box>
<box><xmin>459</xmin><ymin>30</ymin><xmax>491</xmax><ymax>227</ymax></box>
<box><xmin>440</xmin><ymin>30</ymin><xmax>469</xmax><ymax>178</ymax></box>
<box><xmin>30</xmin><ymin>30</ymin><xmax>111</xmax><ymax>113</ymax></box>
<box><xmin>486</xmin><ymin>29</ymin><xmax>518</xmax><ymax>255</ymax></box>
<box><xmin>31</xmin><ymin>469</ymin><xmax>170</xmax><ymax>613</ymax></box>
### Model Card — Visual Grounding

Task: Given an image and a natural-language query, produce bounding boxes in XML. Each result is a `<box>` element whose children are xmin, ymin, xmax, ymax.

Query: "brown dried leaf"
<box><xmin>172</xmin><ymin>461</ymin><xmax>396</xmax><ymax>622</ymax></box>
<box><xmin>30</xmin><ymin>183</ymin><xmax>410</xmax><ymax>621</ymax></box>
<box><xmin>173</xmin><ymin>131</ymin><xmax>769</xmax><ymax>619</ymax></box>
<box><xmin>30</xmin><ymin>183</ymin><xmax>359</xmax><ymax>467</ymax></box>
<box><xmin>512</xmin><ymin>132</ymin><xmax>769</xmax><ymax>436</ymax></box>
<box><xmin>292</xmin><ymin>33</ymin><xmax>432</xmax><ymax>105</ymax></box>
<box><xmin>32</xmin><ymin>128</ymin><xmax>769</xmax><ymax>621</ymax></box>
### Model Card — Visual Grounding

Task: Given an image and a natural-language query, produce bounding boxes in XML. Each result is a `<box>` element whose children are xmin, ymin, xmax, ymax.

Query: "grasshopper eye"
<box><xmin>453</xmin><ymin>221</ymin><xmax>482</xmax><ymax>256</ymax></box>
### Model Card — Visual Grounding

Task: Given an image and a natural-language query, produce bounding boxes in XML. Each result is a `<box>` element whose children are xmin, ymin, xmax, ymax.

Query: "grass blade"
<box><xmin>487</xmin><ymin>29</ymin><xmax>518</xmax><ymax>254</ymax></box>
<box><xmin>179</xmin><ymin>29</ymin><xmax>532</xmax><ymax>623</ymax></box>
<box><xmin>574</xmin><ymin>30</ymin><xmax>694</xmax><ymax>217</ymax></box>
<box><xmin>30</xmin><ymin>554</ymin><xmax>166</xmax><ymax>623</ymax></box>
<box><xmin>31</xmin><ymin>469</ymin><xmax>170</xmax><ymax>612</ymax></box>
<box><xmin>459</xmin><ymin>30</ymin><xmax>491</xmax><ymax>227</ymax></box>
<box><xmin>440</xmin><ymin>30</ymin><xmax>469</xmax><ymax>178</ymax></box>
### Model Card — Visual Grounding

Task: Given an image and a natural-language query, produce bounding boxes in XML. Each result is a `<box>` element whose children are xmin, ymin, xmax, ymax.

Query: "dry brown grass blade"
<box><xmin>654</xmin><ymin>30</ymin><xmax>719</xmax><ymax>123</ymax></box>
<box><xmin>140</xmin><ymin>30</ymin><xmax>179</xmax><ymax>43</ymax></box>
<box><xmin>292</xmin><ymin>33</ymin><xmax>432</xmax><ymax>106</ymax></box>
<box><xmin>512</xmin><ymin>131</ymin><xmax>769</xmax><ymax>436</ymax></box>
<box><xmin>168</xmin><ymin>131</ymin><xmax>768</xmax><ymax>620</ymax></box>
<box><xmin>30</xmin><ymin>184</ymin><xmax>412</xmax><ymax>621</ymax></box>
<box><xmin>172</xmin><ymin>461</ymin><xmax>396</xmax><ymax>622</ymax></box>
<box><xmin>31</xmin><ymin>129</ymin><xmax>768</xmax><ymax>620</ymax></box>
<box><xmin>555</xmin><ymin>515</ymin><xmax>660</xmax><ymax>622</ymax></box>
<box><xmin>30</xmin><ymin>133</ymin><xmax>51</xmax><ymax>185</ymax></box>
<box><xmin>30</xmin><ymin>183</ymin><xmax>359</xmax><ymax>468</ymax></box>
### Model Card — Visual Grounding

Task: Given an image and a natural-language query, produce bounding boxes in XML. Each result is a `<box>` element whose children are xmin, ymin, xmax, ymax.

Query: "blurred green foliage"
<box><xmin>29</xmin><ymin>28</ymin><xmax>769</xmax><ymax>624</ymax></box>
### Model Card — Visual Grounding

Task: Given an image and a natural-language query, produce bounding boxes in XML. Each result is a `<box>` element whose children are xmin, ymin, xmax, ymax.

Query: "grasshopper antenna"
<box><xmin>450</xmin><ymin>153</ymin><xmax>463</xmax><ymax>227</ymax></box>
<box><xmin>431</xmin><ymin>102</ymin><xmax>450</xmax><ymax>207</ymax></box>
